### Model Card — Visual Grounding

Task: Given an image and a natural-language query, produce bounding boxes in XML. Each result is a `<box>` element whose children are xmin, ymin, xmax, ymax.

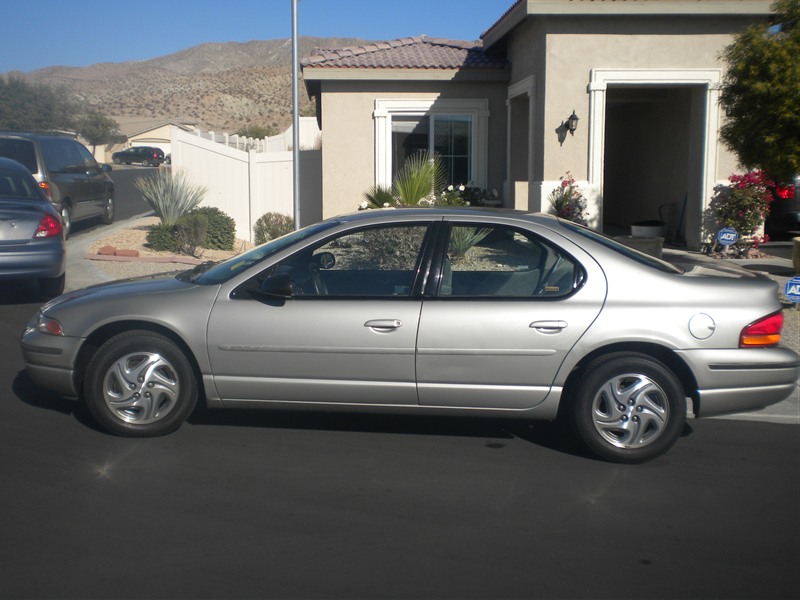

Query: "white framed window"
<box><xmin>374</xmin><ymin>99</ymin><xmax>489</xmax><ymax>188</ymax></box>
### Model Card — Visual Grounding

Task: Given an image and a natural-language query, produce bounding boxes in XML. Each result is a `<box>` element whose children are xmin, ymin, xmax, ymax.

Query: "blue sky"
<box><xmin>0</xmin><ymin>0</ymin><xmax>511</xmax><ymax>73</ymax></box>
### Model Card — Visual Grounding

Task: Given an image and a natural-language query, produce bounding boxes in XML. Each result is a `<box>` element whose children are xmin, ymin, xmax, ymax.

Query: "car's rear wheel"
<box><xmin>568</xmin><ymin>352</ymin><xmax>686</xmax><ymax>463</ymax></box>
<box><xmin>84</xmin><ymin>331</ymin><xmax>198</xmax><ymax>437</ymax></box>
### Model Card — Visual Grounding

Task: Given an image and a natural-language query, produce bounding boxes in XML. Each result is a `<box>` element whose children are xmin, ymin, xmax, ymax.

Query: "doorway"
<box><xmin>601</xmin><ymin>85</ymin><xmax>708</xmax><ymax>246</ymax></box>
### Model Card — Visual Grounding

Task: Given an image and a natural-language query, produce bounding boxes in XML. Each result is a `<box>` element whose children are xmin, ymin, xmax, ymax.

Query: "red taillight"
<box><xmin>35</xmin><ymin>214</ymin><xmax>63</xmax><ymax>239</ymax></box>
<box><xmin>38</xmin><ymin>181</ymin><xmax>52</xmax><ymax>201</ymax></box>
<box><xmin>775</xmin><ymin>185</ymin><xmax>795</xmax><ymax>200</ymax></box>
<box><xmin>740</xmin><ymin>312</ymin><xmax>784</xmax><ymax>347</ymax></box>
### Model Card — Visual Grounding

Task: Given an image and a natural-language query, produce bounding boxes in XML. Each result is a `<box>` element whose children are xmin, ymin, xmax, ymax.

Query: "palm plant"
<box><xmin>393</xmin><ymin>150</ymin><xmax>446</xmax><ymax>205</ymax></box>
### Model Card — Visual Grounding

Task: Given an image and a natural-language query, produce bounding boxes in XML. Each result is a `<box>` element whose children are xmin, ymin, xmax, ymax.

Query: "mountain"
<box><xmin>16</xmin><ymin>37</ymin><xmax>370</xmax><ymax>133</ymax></box>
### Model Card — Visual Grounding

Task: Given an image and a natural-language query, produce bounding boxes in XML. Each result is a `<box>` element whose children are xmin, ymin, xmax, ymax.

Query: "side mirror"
<box><xmin>314</xmin><ymin>251</ymin><xmax>336</xmax><ymax>269</ymax></box>
<box><xmin>102</xmin><ymin>163</ymin><xmax>113</xmax><ymax>172</ymax></box>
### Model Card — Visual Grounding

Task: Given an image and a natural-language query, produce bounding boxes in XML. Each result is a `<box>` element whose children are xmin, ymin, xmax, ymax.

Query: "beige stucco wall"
<box><xmin>504</xmin><ymin>14</ymin><xmax>766</xmax><ymax>246</ymax></box>
<box><xmin>318</xmin><ymin>79</ymin><xmax>509</xmax><ymax>219</ymax></box>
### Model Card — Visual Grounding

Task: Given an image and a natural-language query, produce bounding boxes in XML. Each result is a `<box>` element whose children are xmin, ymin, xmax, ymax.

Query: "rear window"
<box><xmin>560</xmin><ymin>220</ymin><xmax>683</xmax><ymax>274</ymax></box>
<box><xmin>0</xmin><ymin>139</ymin><xmax>38</xmax><ymax>173</ymax></box>
<box><xmin>0</xmin><ymin>167</ymin><xmax>42</xmax><ymax>199</ymax></box>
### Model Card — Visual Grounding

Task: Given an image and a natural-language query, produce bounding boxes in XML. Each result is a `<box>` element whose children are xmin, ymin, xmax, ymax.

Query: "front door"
<box><xmin>206</xmin><ymin>222</ymin><xmax>433</xmax><ymax>406</ymax></box>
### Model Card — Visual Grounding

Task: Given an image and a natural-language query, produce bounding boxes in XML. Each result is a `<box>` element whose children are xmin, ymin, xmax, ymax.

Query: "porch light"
<box><xmin>566</xmin><ymin>110</ymin><xmax>579</xmax><ymax>135</ymax></box>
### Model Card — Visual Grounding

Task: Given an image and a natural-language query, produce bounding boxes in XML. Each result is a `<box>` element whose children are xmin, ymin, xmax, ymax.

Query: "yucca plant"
<box><xmin>135</xmin><ymin>168</ymin><xmax>206</xmax><ymax>225</ymax></box>
<box><xmin>448</xmin><ymin>227</ymin><xmax>492</xmax><ymax>261</ymax></box>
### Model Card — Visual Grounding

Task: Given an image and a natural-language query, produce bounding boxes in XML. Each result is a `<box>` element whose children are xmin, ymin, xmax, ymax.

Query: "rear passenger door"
<box><xmin>416</xmin><ymin>221</ymin><xmax>606</xmax><ymax>410</ymax></box>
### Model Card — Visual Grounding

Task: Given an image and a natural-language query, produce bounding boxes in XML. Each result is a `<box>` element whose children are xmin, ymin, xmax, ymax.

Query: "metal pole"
<box><xmin>291</xmin><ymin>0</ymin><xmax>301</xmax><ymax>229</ymax></box>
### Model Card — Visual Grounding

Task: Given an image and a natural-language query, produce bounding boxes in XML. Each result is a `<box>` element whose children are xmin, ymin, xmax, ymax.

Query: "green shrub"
<box><xmin>135</xmin><ymin>168</ymin><xmax>206</xmax><ymax>225</ymax></box>
<box><xmin>175</xmin><ymin>213</ymin><xmax>208</xmax><ymax>258</ymax></box>
<box><xmin>192</xmin><ymin>206</ymin><xmax>236</xmax><ymax>250</ymax></box>
<box><xmin>146</xmin><ymin>222</ymin><xmax>180</xmax><ymax>252</ymax></box>
<box><xmin>253</xmin><ymin>212</ymin><xmax>294</xmax><ymax>245</ymax></box>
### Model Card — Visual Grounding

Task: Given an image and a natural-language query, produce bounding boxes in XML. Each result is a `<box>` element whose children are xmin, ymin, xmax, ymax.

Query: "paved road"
<box><xmin>0</xmin><ymin>286</ymin><xmax>797</xmax><ymax>599</ymax></box>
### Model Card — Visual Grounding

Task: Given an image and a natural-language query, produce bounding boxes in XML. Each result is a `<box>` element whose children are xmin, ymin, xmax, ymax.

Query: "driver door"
<box><xmin>206</xmin><ymin>222</ymin><xmax>432</xmax><ymax>406</ymax></box>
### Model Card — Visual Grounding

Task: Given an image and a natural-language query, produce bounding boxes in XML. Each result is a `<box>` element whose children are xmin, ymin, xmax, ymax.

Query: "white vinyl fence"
<box><xmin>170</xmin><ymin>127</ymin><xmax>322</xmax><ymax>242</ymax></box>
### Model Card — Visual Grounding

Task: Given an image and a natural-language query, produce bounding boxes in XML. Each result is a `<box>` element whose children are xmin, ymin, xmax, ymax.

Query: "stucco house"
<box><xmin>302</xmin><ymin>0</ymin><xmax>773</xmax><ymax>249</ymax></box>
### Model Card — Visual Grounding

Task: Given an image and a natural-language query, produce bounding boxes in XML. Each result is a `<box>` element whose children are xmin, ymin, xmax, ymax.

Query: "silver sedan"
<box><xmin>20</xmin><ymin>209</ymin><xmax>799</xmax><ymax>462</ymax></box>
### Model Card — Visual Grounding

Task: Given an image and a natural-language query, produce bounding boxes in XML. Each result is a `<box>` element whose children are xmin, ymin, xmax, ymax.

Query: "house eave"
<box><xmin>482</xmin><ymin>0</ymin><xmax>773</xmax><ymax>49</ymax></box>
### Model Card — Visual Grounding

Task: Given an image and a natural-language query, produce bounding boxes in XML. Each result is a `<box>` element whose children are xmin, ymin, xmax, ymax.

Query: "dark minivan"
<box><xmin>0</xmin><ymin>132</ymin><xmax>115</xmax><ymax>238</ymax></box>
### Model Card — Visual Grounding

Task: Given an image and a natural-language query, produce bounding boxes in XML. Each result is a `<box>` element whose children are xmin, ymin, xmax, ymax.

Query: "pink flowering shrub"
<box><xmin>548</xmin><ymin>172</ymin><xmax>588</xmax><ymax>225</ymax></box>
<box><xmin>712</xmin><ymin>170</ymin><xmax>773</xmax><ymax>246</ymax></box>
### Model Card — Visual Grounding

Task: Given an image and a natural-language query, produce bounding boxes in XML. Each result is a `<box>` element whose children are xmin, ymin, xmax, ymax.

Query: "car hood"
<box><xmin>41</xmin><ymin>272</ymin><xmax>205</xmax><ymax>317</ymax></box>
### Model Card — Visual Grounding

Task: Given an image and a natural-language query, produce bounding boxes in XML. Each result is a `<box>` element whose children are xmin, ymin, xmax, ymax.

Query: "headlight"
<box><xmin>25</xmin><ymin>312</ymin><xmax>64</xmax><ymax>336</ymax></box>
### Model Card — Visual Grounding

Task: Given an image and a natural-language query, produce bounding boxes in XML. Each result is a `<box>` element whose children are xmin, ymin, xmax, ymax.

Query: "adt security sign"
<box><xmin>716</xmin><ymin>226</ymin><xmax>739</xmax><ymax>246</ymax></box>
<box><xmin>785</xmin><ymin>277</ymin><xmax>800</xmax><ymax>304</ymax></box>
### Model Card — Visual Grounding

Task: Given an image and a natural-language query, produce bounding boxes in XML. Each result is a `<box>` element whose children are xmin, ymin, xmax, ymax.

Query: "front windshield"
<box><xmin>560</xmin><ymin>220</ymin><xmax>683</xmax><ymax>274</ymax></box>
<box><xmin>184</xmin><ymin>220</ymin><xmax>340</xmax><ymax>285</ymax></box>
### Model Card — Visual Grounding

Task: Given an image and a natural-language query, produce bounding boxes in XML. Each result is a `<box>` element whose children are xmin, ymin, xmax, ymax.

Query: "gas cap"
<box><xmin>689</xmin><ymin>313</ymin><xmax>716</xmax><ymax>340</ymax></box>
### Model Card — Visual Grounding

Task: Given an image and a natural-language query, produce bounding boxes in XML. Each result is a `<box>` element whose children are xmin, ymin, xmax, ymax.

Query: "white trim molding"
<box><xmin>373</xmin><ymin>98</ymin><xmax>490</xmax><ymax>188</ymax></box>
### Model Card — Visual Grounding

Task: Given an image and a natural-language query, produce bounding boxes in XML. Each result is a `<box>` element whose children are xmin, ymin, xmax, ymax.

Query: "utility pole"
<box><xmin>291</xmin><ymin>0</ymin><xmax>301</xmax><ymax>229</ymax></box>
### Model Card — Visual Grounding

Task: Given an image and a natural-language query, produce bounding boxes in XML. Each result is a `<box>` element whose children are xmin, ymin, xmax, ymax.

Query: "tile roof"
<box><xmin>301</xmin><ymin>36</ymin><xmax>507</xmax><ymax>71</ymax></box>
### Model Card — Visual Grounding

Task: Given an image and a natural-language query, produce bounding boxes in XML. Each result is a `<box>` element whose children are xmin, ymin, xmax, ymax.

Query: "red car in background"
<box><xmin>766</xmin><ymin>175</ymin><xmax>800</xmax><ymax>239</ymax></box>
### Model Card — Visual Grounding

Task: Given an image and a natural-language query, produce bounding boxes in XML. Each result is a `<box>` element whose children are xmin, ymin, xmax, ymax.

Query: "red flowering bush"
<box><xmin>712</xmin><ymin>170</ymin><xmax>773</xmax><ymax>245</ymax></box>
<box><xmin>548</xmin><ymin>172</ymin><xmax>588</xmax><ymax>225</ymax></box>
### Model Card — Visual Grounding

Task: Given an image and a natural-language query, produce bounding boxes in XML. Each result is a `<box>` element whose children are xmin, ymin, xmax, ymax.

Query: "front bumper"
<box><xmin>677</xmin><ymin>347</ymin><xmax>800</xmax><ymax>417</ymax></box>
<box><xmin>20</xmin><ymin>327</ymin><xmax>84</xmax><ymax>398</ymax></box>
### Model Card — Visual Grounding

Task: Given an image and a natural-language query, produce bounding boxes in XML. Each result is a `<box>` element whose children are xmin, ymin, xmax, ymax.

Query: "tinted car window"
<box><xmin>560</xmin><ymin>220</ymin><xmax>683</xmax><ymax>274</ymax></box>
<box><xmin>441</xmin><ymin>224</ymin><xmax>582</xmax><ymax>298</ymax></box>
<box><xmin>272</xmin><ymin>223</ymin><xmax>430</xmax><ymax>297</ymax></box>
<box><xmin>41</xmin><ymin>139</ymin><xmax>83</xmax><ymax>173</ymax></box>
<box><xmin>0</xmin><ymin>139</ymin><xmax>38</xmax><ymax>173</ymax></box>
<box><xmin>0</xmin><ymin>167</ymin><xmax>40</xmax><ymax>198</ymax></box>
<box><xmin>74</xmin><ymin>142</ymin><xmax>98</xmax><ymax>169</ymax></box>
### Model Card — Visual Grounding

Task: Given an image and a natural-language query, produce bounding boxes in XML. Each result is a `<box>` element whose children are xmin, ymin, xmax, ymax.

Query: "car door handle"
<box><xmin>530</xmin><ymin>320</ymin><xmax>568</xmax><ymax>332</ymax></box>
<box><xmin>364</xmin><ymin>319</ymin><xmax>403</xmax><ymax>330</ymax></box>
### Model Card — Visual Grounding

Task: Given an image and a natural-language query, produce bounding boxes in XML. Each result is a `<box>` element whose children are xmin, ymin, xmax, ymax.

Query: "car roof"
<box><xmin>334</xmin><ymin>206</ymin><xmax>558</xmax><ymax>226</ymax></box>
<box><xmin>0</xmin><ymin>131</ymin><xmax>78</xmax><ymax>141</ymax></box>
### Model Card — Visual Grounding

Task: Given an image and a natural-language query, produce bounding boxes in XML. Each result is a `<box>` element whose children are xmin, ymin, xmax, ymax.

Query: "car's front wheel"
<box><xmin>567</xmin><ymin>352</ymin><xmax>686</xmax><ymax>463</ymax></box>
<box><xmin>100</xmin><ymin>195</ymin><xmax>114</xmax><ymax>224</ymax></box>
<box><xmin>84</xmin><ymin>331</ymin><xmax>198</xmax><ymax>437</ymax></box>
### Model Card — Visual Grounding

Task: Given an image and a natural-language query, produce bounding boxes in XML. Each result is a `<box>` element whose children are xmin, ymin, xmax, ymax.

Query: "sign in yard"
<box><xmin>716</xmin><ymin>227</ymin><xmax>739</xmax><ymax>247</ymax></box>
<box><xmin>784</xmin><ymin>277</ymin><xmax>800</xmax><ymax>304</ymax></box>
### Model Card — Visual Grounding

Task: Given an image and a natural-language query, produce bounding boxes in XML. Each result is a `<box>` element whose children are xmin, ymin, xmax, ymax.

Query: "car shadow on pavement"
<box><xmin>13</xmin><ymin>370</ymin><xmax>75</xmax><ymax>416</ymax></box>
<box><xmin>187</xmin><ymin>406</ymin><xmax>600</xmax><ymax>460</ymax></box>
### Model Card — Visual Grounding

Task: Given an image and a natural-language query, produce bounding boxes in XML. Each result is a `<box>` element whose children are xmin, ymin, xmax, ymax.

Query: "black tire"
<box><xmin>100</xmin><ymin>195</ymin><xmax>114</xmax><ymax>224</ymax></box>
<box><xmin>84</xmin><ymin>331</ymin><xmax>198</xmax><ymax>437</ymax></box>
<box><xmin>113</xmin><ymin>157</ymin><xmax>121</xmax><ymax>164</ymax></box>
<box><xmin>567</xmin><ymin>352</ymin><xmax>686</xmax><ymax>463</ymax></box>
<box><xmin>60</xmin><ymin>204</ymin><xmax>72</xmax><ymax>240</ymax></box>
<box><xmin>38</xmin><ymin>273</ymin><xmax>65</xmax><ymax>299</ymax></box>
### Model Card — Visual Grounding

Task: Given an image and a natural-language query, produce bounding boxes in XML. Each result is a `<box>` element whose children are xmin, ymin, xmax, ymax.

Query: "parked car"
<box><xmin>112</xmin><ymin>146</ymin><xmax>165</xmax><ymax>167</ymax></box>
<box><xmin>765</xmin><ymin>175</ymin><xmax>800</xmax><ymax>239</ymax></box>
<box><xmin>20</xmin><ymin>209</ymin><xmax>798</xmax><ymax>462</ymax></box>
<box><xmin>0</xmin><ymin>132</ymin><xmax>114</xmax><ymax>239</ymax></box>
<box><xmin>0</xmin><ymin>157</ymin><xmax>65</xmax><ymax>298</ymax></box>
